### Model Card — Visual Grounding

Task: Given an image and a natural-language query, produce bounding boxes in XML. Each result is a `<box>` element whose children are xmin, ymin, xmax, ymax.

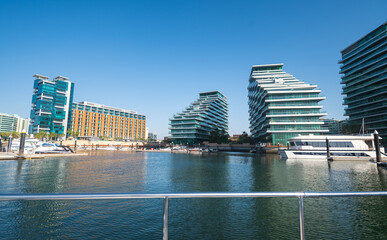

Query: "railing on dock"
<box><xmin>1</xmin><ymin>191</ymin><xmax>387</xmax><ymax>240</ymax></box>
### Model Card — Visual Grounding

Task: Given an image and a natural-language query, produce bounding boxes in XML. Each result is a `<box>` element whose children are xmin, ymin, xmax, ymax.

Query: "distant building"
<box><xmin>30</xmin><ymin>74</ymin><xmax>74</xmax><ymax>136</ymax></box>
<box><xmin>0</xmin><ymin>113</ymin><xmax>29</xmax><ymax>133</ymax></box>
<box><xmin>16</xmin><ymin>117</ymin><xmax>29</xmax><ymax>133</ymax></box>
<box><xmin>339</xmin><ymin>22</ymin><xmax>387</xmax><ymax>139</ymax></box>
<box><xmin>71</xmin><ymin>101</ymin><xmax>146</xmax><ymax>140</ymax></box>
<box><xmin>248</xmin><ymin>64</ymin><xmax>328</xmax><ymax>145</ymax></box>
<box><xmin>145</xmin><ymin>127</ymin><xmax>149</xmax><ymax>140</ymax></box>
<box><xmin>170</xmin><ymin>91</ymin><xmax>228</xmax><ymax>144</ymax></box>
<box><xmin>148</xmin><ymin>132</ymin><xmax>157</xmax><ymax>141</ymax></box>
<box><xmin>321</xmin><ymin>118</ymin><xmax>343</xmax><ymax>135</ymax></box>
<box><xmin>229</xmin><ymin>134</ymin><xmax>242</xmax><ymax>142</ymax></box>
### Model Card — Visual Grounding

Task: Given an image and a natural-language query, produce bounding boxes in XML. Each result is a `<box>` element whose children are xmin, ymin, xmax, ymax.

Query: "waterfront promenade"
<box><xmin>0</xmin><ymin>151</ymin><xmax>386</xmax><ymax>239</ymax></box>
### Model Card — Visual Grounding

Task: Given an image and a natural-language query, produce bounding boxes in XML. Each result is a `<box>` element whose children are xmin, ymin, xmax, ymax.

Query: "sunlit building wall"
<box><xmin>30</xmin><ymin>74</ymin><xmax>74</xmax><ymax>136</ymax></box>
<box><xmin>71</xmin><ymin>101</ymin><xmax>146</xmax><ymax>140</ymax></box>
<box><xmin>248</xmin><ymin>64</ymin><xmax>328</xmax><ymax>145</ymax></box>
<box><xmin>170</xmin><ymin>91</ymin><xmax>228</xmax><ymax>144</ymax></box>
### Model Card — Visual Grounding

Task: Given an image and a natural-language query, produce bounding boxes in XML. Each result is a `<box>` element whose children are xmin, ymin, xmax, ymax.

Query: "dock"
<box><xmin>0</xmin><ymin>152</ymin><xmax>88</xmax><ymax>160</ymax></box>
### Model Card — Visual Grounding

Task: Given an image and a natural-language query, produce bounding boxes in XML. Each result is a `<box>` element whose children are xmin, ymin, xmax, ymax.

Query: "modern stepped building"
<box><xmin>339</xmin><ymin>22</ymin><xmax>387</xmax><ymax>140</ymax></box>
<box><xmin>30</xmin><ymin>75</ymin><xmax>74</xmax><ymax>136</ymax></box>
<box><xmin>170</xmin><ymin>91</ymin><xmax>228</xmax><ymax>144</ymax></box>
<box><xmin>248</xmin><ymin>64</ymin><xmax>328</xmax><ymax>145</ymax></box>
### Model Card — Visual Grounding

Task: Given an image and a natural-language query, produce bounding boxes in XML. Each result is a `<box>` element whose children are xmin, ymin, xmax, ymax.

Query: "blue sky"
<box><xmin>0</xmin><ymin>0</ymin><xmax>386</xmax><ymax>138</ymax></box>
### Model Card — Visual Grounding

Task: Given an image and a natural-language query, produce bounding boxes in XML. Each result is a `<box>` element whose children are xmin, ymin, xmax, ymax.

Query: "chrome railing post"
<box><xmin>163</xmin><ymin>196</ymin><xmax>169</xmax><ymax>240</ymax></box>
<box><xmin>298</xmin><ymin>195</ymin><xmax>305</xmax><ymax>240</ymax></box>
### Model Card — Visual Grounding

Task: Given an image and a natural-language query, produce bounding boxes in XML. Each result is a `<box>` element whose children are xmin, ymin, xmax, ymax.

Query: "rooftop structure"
<box><xmin>170</xmin><ymin>91</ymin><xmax>228</xmax><ymax>144</ymax></box>
<box><xmin>248</xmin><ymin>64</ymin><xmax>328</xmax><ymax>145</ymax></box>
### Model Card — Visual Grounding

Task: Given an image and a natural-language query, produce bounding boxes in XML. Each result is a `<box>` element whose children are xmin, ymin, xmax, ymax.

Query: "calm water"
<box><xmin>0</xmin><ymin>151</ymin><xmax>387</xmax><ymax>239</ymax></box>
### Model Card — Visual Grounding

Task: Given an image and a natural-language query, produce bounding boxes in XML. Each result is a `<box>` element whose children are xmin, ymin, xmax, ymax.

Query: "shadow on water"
<box><xmin>0</xmin><ymin>151</ymin><xmax>386</xmax><ymax>239</ymax></box>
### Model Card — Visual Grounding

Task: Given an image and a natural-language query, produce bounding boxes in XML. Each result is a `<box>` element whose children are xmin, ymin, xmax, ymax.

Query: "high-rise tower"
<box><xmin>30</xmin><ymin>74</ymin><xmax>74</xmax><ymax>136</ymax></box>
<box><xmin>339</xmin><ymin>22</ymin><xmax>387</xmax><ymax>140</ymax></box>
<box><xmin>248</xmin><ymin>64</ymin><xmax>328</xmax><ymax>145</ymax></box>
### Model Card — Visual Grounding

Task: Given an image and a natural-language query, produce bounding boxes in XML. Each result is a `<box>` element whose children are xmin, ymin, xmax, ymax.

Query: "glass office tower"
<box><xmin>30</xmin><ymin>74</ymin><xmax>74</xmax><ymax>136</ymax></box>
<box><xmin>248</xmin><ymin>64</ymin><xmax>328</xmax><ymax>145</ymax></box>
<box><xmin>170</xmin><ymin>91</ymin><xmax>228</xmax><ymax>144</ymax></box>
<box><xmin>339</xmin><ymin>22</ymin><xmax>387</xmax><ymax>139</ymax></box>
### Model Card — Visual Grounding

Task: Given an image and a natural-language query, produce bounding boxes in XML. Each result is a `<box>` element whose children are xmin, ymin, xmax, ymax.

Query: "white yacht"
<box><xmin>279</xmin><ymin>134</ymin><xmax>387</xmax><ymax>161</ymax></box>
<box><xmin>9</xmin><ymin>139</ymin><xmax>71</xmax><ymax>154</ymax></box>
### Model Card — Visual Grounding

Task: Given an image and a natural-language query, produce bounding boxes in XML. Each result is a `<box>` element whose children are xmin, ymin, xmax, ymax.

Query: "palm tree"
<box><xmin>66</xmin><ymin>128</ymin><xmax>73</xmax><ymax>138</ymax></box>
<box><xmin>35</xmin><ymin>131</ymin><xmax>47</xmax><ymax>141</ymax></box>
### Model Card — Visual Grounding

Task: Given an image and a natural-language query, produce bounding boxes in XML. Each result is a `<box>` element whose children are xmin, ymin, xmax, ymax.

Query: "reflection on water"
<box><xmin>0</xmin><ymin>151</ymin><xmax>386</xmax><ymax>239</ymax></box>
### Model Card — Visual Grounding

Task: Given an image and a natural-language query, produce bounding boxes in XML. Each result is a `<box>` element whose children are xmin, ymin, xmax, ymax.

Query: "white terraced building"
<box><xmin>248</xmin><ymin>64</ymin><xmax>329</xmax><ymax>145</ymax></box>
<box><xmin>170</xmin><ymin>91</ymin><xmax>228</xmax><ymax>144</ymax></box>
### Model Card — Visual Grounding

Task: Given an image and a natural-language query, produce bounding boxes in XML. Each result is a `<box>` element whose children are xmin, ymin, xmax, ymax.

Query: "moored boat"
<box><xmin>280</xmin><ymin>134</ymin><xmax>387</xmax><ymax>161</ymax></box>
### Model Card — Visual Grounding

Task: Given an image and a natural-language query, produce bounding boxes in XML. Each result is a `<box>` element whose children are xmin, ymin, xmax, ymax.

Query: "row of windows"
<box><xmin>294</xmin><ymin>152</ymin><xmax>370</xmax><ymax>157</ymax></box>
<box><xmin>73</xmin><ymin>109</ymin><xmax>145</xmax><ymax>119</ymax></box>
<box><xmin>291</xmin><ymin>141</ymin><xmax>354</xmax><ymax>148</ymax></box>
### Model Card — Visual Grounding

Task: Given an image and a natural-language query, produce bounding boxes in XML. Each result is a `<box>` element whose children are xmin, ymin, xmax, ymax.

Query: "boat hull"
<box><xmin>280</xmin><ymin>150</ymin><xmax>387</xmax><ymax>161</ymax></box>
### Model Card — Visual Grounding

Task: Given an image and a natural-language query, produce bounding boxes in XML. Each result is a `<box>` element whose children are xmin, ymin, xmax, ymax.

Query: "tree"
<box><xmin>237</xmin><ymin>131</ymin><xmax>254</xmax><ymax>144</ymax></box>
<box><xmin>74</xmin><ymin>131</ymin><xmax>80</xmax><ymax>138</ymax></box>
<box><xmin>35</xmin><ymin>131</ymin><xmax>48</xmax><ymax>141</ymax></box>
<box><xmin>0</xmin><ymin>132</ymin><xmax>11</xmax><ymax>139</ymax></box>
<box><xmin>11</xmin><ymin>131</ymin><xmax>20</xmax><ymax>139</ymax></box>
<box><xmin>209</xmin><ymin>129</ymin><xmax>230</xmax><ymax>144</ymax></box>
<box><xmin>49</xmin><ymin>132</ymin><xmax>58</xmax><ymax>140</ymax></box>
<box><xmin>66</xmin><ymin>128</ymin><xmax>73</xmax><ymax>138</ymax></box>
<box><xmin>342</xmin><ymin>122</ymin><xmax>361</xmax><ymax>134</ymax></box>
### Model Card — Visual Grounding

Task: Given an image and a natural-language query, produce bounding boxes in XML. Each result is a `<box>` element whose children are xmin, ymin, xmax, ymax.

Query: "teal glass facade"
<box><xmin>30</xmin><ymin>75</ymin><xmax>74</xmax><ymax>136</ymax></box>
<box><xmin>248</xmin><ymin>64</ymin><xmax>328</xmax><ymax>145</ymax></box>
<box><xmin>339</xmin><ymin>22</ymin><xmax>387</xmax><ymax>140</ymax></box>
<box><xmin>170</xmin><ymin>91</ymin><xmax>228</xmax><ymax>144</ymax></box>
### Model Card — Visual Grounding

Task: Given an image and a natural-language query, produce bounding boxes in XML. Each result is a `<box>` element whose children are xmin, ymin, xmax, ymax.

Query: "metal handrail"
<box><xmin>1</xmin><ymin>191</ymin><xmax>387</xmax><ymax>240</ymax></box>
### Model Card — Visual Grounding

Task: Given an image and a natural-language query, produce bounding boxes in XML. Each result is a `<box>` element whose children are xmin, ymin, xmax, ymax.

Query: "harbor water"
<box><xmin>0</xmin><ymin>151</ymin><xmax>386</xmax><ymax>239</ymax></box>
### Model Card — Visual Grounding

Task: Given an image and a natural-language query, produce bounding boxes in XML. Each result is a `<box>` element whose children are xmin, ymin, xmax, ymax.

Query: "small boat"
<box><xmin>34</xmin><ymin>142</ymin><xmax>71</xmax><ymax>154</ymax></box>
<box><xmin>280</xmin><ymin>134</ymin><xmax>387</xmax><ymax>161</ymax></box>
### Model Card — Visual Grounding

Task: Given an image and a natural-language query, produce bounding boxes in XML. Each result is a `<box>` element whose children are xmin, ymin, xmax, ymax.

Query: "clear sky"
<box><xmin>0</xmin><ymin>0</ymin><xmax>386</xmax><ymax>138</ymax></box>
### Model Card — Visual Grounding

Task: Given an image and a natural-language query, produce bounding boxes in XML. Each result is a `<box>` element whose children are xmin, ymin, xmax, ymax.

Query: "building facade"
<box><xmin>71</xmin><ymin>102</ymin><xmax>146</xmax><ymax>140</ymax></box>
<box><xmin>16</xmin><ymin>117</ymin><xmax>29</xmax><ymax>133</ymax></box>
<box><xmin>248</xmin><ymin>64</ymin><xmax>328</xmax><ymax>145</ymax></box>
<box><xmin>321</xmin><ymin>118</ymin><xmax>343</xmax><ymax>135</ymax></box>
<box><xmin>170</xmin><ymin>91</ymin><xmax>228</xmax><ymax>144</ymax></box>
<box><xmin>0</xmin><ymin>113</ymin><xmax>28</xmax><ymax>133</ymax></box>
<box><xmin>339</xmin><ymin>22</ymin><xmax>387</xmax><ymax>139</ymax></box>
<box><xmin>148</xmin><ymin>132</ymin><xmax>157</xmax><ymax>141</ymax></box>
<box><xmin>30</xmin><ymin>74</ymin><xmax>74</xmax><ymax>136</ymax></box>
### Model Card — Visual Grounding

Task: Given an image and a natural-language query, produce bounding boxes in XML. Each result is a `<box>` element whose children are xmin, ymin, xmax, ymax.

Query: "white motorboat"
<box><xmin>279</xmin><ymin>134</ymin><xmax>387</xmax><ymax>161</ymax></box>
<box><xmin>9</xmin><ymin>138</ymin><xmax>39</xmax><ymax>154</ymax></box>
<box><xmin>34</xmin><ymin>142</ymin><xmax>70</xmax><ymax>154</ymax></box>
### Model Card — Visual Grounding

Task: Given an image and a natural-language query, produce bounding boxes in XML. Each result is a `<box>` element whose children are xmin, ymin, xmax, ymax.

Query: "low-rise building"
<box><xmin>321</xmin><ymin>118</ymin><xmax>343</xmax><ymax>134</ymax></box>
<box><xmin>148</xmin><ymin>132</ymin><xmax>157</xmax><ymax>141</ymax></box>
<box><xmin>0</xmin><ymin>113</ymin><xmax>29</xmax><ymax>133</ymax></box>
<box><xmin>70</xmin><ymin>101</ymin><xmax>146</xmax><ymax>140</ymax></box>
